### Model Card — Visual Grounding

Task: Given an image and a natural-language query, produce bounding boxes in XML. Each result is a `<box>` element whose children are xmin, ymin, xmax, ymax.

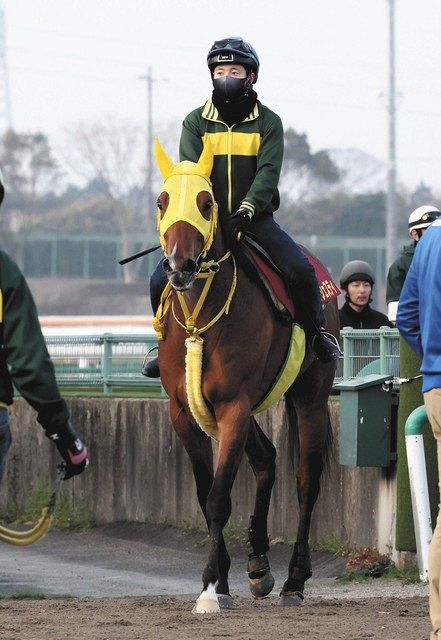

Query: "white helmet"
<box><xmin>408</xmin><ymin>204</ymin><xmax>440</xmax><ymax>235</ymax></box>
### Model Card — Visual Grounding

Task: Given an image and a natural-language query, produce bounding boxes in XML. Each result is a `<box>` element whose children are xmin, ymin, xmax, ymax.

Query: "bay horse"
<box><xmin>152</xmin><ymin>139</ymin><xmax>339</xmax><ymax>613</ymax></box>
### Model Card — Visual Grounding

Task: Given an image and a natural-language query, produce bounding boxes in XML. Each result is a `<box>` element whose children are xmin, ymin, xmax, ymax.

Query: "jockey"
<box><xmin>0</xmin><ymin>175</ymin><xmax>88</xmax><ymax>482</ymax></box>
<box><xmin>144</xmin><ymin>37</ymin><xmax>340</xmax><ymax>377</ymax></box>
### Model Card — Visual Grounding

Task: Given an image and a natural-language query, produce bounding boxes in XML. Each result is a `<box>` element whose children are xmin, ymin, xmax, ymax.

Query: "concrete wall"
<box><xmin>0</xmin><ymin>397</ymin><xmax>397</xmax><ymax>553</ymax></box>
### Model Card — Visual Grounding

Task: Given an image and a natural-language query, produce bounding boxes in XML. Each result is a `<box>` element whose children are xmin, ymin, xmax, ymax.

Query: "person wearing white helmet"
<box><xmin>386</xmin><ymin>204</ymin><xmax>441</xmax><ymax>322</ymax></box>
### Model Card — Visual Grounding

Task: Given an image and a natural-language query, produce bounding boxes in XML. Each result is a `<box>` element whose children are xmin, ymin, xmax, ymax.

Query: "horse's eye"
<box><xmin>204</xmin><ymin>201</ymin><xmax>213</xmax><ymax>213</ymax></box>
<box><xmin>157</xmin><ymin>201</ymin><xmax>162</xmax><ymax>210</ymax></box>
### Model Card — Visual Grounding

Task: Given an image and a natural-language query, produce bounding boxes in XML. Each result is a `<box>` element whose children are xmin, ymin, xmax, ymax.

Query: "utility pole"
<box><xmin>139</xmin><ymin>67</ymin><xmax>154</xmax><ymax>210</ymax></box>
<box><xmin>0</xmin><ymin>1</ymin><xmax>12</xmax><ymax>133</ymax></box>
<box><xmin>385</xmin><ymin>0</ymin><xmax>398</xmax><ymax>272</ymax></box>
<box><xmin>139</xmin><ymin>68</ymin><xmax>166</xmax><ymax>214</ymax></box>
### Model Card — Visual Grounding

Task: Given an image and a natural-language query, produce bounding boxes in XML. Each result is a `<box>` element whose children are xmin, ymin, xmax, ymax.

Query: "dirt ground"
<box><xmin>0</xmin><ymin>594</ymin><xmax>430</xmax><ymax>640</ymax></box>
<box><xmin>0</xmin><ymin>523</ymin><xmax>432</xmax><ymax>639</ymax></box>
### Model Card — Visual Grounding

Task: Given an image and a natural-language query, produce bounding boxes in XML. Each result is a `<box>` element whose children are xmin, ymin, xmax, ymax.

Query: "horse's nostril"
<box><xmin>182</xmin><ymin>259</ymin><xmax>197</xmax><ymax>275</ymax></box>
<box><xmin>162</xmin><ymin>258</ymin><xmax>171</xmax><ymax>273</ymax></box>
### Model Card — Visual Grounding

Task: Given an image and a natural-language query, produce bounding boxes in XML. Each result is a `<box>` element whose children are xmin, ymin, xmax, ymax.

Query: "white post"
<box><xmin>405</xmin><ymin>433</ymin><xmax>432</xmax><ymax>581</ymax></box>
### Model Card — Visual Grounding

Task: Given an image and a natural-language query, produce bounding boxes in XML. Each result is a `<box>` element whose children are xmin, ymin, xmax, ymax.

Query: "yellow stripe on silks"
<box><xmin>252</xmin><ymin>324</ymin><xmax>306</xmax><ymax>415</ymax></box>
<box><xmin>203</xmin><ymin>132</ymin><xmax>261</xmax><ymax>157</ymax></box>
<box><xmin>185</xmin><ymin>335</ymin><xmax>218</xmax><ymax>440</ymax></box>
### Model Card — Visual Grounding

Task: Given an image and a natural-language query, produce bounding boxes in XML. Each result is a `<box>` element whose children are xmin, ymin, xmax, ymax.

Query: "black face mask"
<box><xmin>212</xmin><ymin>76</ymin><xmax>250</xmax><ymax>102</ymax></box>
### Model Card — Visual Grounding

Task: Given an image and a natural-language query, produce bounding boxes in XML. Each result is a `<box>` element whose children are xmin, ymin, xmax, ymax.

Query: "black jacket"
<box><xmin>386</xmin><ymin>242</ymin><xmax>415</xmax><ymax>304</ymax></box>
<box><xmin>339</xmin><ymin>301</ymin><xmax>394</xmax><ymax>330</ymax></box>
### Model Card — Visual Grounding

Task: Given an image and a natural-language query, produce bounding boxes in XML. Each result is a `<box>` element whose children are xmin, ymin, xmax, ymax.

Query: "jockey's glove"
<box><xmin>46</xmin><ymin>421</ymin><xmax>89</xmax><ymax>480</ymax></box>
<box><xmin>228</xmin><ymin>208</ymin><xmax>253</xmax><ymax>237</ymax></box>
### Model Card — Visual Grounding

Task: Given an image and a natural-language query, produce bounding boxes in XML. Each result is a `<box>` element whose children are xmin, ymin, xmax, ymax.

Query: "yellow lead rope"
<box><xmin>0</xmin><ymin>464</ymin><xmax>65</xmax><ymax>546</ymax></box>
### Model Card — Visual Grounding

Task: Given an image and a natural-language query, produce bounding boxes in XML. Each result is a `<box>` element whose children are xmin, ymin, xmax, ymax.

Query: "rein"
<box><xmin>152</xmin><ymin>251</ymin><xmax>237</xmax><ymax>440</ymax></box>
<box><xmin>152</xmin><ymin>251</ymin><xmax>237</xmax><ymax>342</ymax></box>
<box><xmin>172</xmin><ymin>252</ymin><xmax>237</xmax><ymax>336</ymax></box>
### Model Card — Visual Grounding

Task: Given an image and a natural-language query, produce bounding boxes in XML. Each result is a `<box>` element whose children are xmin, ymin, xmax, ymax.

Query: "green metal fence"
<box><xmin>46</xmin><ymin>333</ymin><xmax>166</xmax><ymax>396</ymax></box>
<box><xmin>44</xmin><ymin>328</ymin><xmax>401</xmax><ymax>396</ymax></box>
<box><xmin>337</xmin><ymin>326</ymin><xmax>400</xmax><ymax>381</ymax></box>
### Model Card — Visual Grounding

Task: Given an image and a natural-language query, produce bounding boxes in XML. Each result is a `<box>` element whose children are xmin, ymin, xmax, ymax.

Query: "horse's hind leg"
<box><xmin>170</xmin><ymin>401</ymin><xmax>232</xmax><ymax>609</ymax></box>
<box><xmin>279</xmin><ymin>375</ymin><xmax>333</xmax><ymax>606</ymax></box>
<box><xmin>245</xmin><ymin>416</ymin><xmax>276</xmax><ymax>598</ymax></box>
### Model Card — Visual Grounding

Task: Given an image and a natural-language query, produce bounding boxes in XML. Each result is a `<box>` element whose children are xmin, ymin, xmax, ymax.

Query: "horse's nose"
<box><xmin>163</xmin><ymin>257</ymin><xmax>198</xmax><ymax>276</ymax></box>
<box><xmin>162</xmin><ymin>257</ymin><xmax>172</xmax><ymax>274</ymax></box>
<box><xmin>181</xmin><ymin>258</ymin><xmax>198</xmax><ymax>275</ymax></box>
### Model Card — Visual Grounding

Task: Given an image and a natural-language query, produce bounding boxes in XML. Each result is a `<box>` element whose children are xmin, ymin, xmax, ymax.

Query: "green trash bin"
<box><xmin>334</xmin><ymin>374</ymin><xmax>393</xmax><ymax>467</ymax></box>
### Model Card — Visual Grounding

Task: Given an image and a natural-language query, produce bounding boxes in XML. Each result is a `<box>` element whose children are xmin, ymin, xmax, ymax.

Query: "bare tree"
<box><xmin>64</xmin><ymin>117</ymin><xmax>151</xmax><ymax>283</ymax></box>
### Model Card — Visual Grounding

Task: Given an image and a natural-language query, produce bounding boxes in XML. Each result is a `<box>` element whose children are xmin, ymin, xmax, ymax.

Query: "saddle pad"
<box><xmin>300</xmin><ymin>245</ymin><xmax>341</xmax><ymax>304</ymax></box>
<box><xmin>252</xmin><ymin>322</ymin><xmax>306</xmax><ymax>415</ymax></box>
<box><xmin>243</xmin><ymin>239</ymin><xmax>340</xmax><ymax>317</ymax></box>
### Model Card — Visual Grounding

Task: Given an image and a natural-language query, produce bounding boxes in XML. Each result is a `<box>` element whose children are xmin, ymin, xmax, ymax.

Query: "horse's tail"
<box><xmin>284</xmin><ymin>393</ymin><xmax>334</xmax><ymax>472</ymax></box>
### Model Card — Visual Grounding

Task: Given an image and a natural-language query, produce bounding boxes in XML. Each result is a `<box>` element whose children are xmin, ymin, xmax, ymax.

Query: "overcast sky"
<box><xmin>4</xmin><ymin>0</ymin><xmax>441</xmax><ymax>191</ymax></box>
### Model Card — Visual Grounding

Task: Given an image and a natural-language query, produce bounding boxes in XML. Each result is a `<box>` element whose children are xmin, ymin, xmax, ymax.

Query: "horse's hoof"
<box><xmin>217</xmin><ymin>594</ymin><xmax>235</xmax><ymax>609</ymax></box>
<box><xmin>278</xmin><ymin>592</ymin><xmax>304</xmax><ymax>607</ymax></box>
<box><xmin>192</xmin><ymin>585</ymin><xmax>221</xmax><ymax>614</ymax></box>
<box><xmin>249</xmin><ymin>570</ymin><xmax>275</xmax><ymax>598</ymax></box>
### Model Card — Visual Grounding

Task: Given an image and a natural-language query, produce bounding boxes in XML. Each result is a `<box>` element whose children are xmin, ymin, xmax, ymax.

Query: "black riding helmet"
<box><xmin>207</xmin><ymin>37</ymin><xmax>260</xmax><ymax>80</ymax></box>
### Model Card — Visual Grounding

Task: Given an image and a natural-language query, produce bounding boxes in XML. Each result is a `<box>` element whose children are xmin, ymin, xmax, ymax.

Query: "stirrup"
<box><xmin>141</xmin><ymin>347</ymin><xmax>160</xmax><ymax>378</ymax></box>
<box><xmin>321</xmin><ymin>331</ymin><xmax>342</xmax><ymax>355</ymax></box>
<box><xmin>312</xmin><ymin>331</ymin><xmax>342</xmax><ymax>363</ymax></box>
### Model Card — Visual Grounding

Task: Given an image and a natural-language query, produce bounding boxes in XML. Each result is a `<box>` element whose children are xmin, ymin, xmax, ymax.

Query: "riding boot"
<box><xmin>142</xmin><ymin>262</ymin><xmax>167</xmax><ymax>378</ymax></box>
<box><xmin>293</xmin><ymin>284</ymin><xmax>341</xmax><ymax>364</ymax></box>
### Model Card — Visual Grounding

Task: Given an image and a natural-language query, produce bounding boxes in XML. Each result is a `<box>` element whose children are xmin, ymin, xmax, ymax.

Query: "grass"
<box><xmin>0</xmin><ymin>480</ymin><xmax>94</xmax><ymax>530</ymax></box>
<box><xmin>382</xmin><ymin>565</ymin><xmax>421</xmax><ymax>584</ymax></box>
<box><xmin>0</xmin><ymin>592</ymin><xmax>74</xmax><ymax>600</ymax></box>
<box><xmin>311</xmin><ymin>534</ymin><xmax>350</xmax><ymax>556</ymax></box>
<box><xmin>58</xmin><ymin>385</ymin><xmax>166</xmax><ymax>398</ymax></box>
<box><xmin>222</xmin><ymin>519</ymin><xmax>248</xmax><ymax>542</ymax></box>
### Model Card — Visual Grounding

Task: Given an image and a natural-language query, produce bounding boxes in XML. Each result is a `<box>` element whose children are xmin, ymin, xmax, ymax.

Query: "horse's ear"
<box><xmin>155</xmin><ymin>138</ymin><xmax>175</xmax><ymax>179</ymax></box>
<box><xmin>197</xmin><ymin>138</ymin><xmax>214</xmax><ymax>180</ymax></box>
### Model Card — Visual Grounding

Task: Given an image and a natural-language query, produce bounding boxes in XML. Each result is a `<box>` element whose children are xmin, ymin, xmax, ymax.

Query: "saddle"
<box><xmin>241</xmin><ymin>236</ymin><xmax>340</xmax><ymax>320</ymax></box>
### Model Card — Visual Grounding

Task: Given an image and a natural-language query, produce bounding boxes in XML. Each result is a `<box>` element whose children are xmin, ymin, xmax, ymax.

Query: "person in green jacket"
<box><xmin>386</xmin><ymin>205</ymin><xmax>440</xmax><ymax>322</ymax></box>
<box><xmin>144</xmin><ymin>37</ymin><xmax>340</xmax><ymax>377</ymax></box>
<box><xmin>0</xmin><ymin>249</ymin><xmax>89</xmax><ymax>482</ymax></box>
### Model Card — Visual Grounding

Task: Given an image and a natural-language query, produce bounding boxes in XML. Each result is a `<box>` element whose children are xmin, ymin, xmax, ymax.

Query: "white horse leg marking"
<box><xmin>192</xmin><ymin>582</ymin><xmax>220</xmax><ymax>614</ymax></box>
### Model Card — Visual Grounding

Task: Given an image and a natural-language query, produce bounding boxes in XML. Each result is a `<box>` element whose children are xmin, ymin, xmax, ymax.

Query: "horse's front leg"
<box><xmin>170</xmin><ymin>400</ymin><xmax>232</xmax><ymax>610</ymax></box>
<box><xmin>193</xmin><ymin>403</ymin><xmax>250</xmax><ymax>614</ymax></box>
<box><xmin>245</xmin><ymin>416</ymin><xmax>276</xmax><ymax>598</ymax></box>
<box><xmin>279</xmin><ymin>401</ymin><xmax>331</xmax><ymax>606</ymax></box>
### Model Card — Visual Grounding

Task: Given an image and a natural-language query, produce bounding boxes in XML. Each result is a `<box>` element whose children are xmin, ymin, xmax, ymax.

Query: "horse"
<box><xmin>152</xmin><ymin>139</ymin><xmax>340</xmax><ymax>613</ymax></box>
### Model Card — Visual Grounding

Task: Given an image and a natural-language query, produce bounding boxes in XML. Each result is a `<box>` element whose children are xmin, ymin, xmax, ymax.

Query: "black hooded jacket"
<box><xmin>339</xmin><ymin>301</ymin><xmax>393</xmax><ymax>330</ymax></box>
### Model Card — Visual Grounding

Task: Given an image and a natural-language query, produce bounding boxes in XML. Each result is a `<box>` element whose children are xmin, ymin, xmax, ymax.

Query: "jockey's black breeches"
<box><xmin>149</xmin><ymin>214</ymin><xmax>325</xmax><ymax>336</ymax></box>
<box><xmin>249</xmin><ymin>214</ymin><xmax>325</xmax><ymax>333</ymax></box>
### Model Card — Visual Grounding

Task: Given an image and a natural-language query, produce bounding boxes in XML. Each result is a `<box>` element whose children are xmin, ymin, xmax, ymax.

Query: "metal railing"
<box><xmin>335</xmin><ymin>326</ymin><xmax>400</xmax><ymax>384</ymax></box>
<box><xmin>45</xmin><ymin>328</ymin><xmax>401</xmax><ymax>396</ymax></box>
<box><xmin>46</xmin><ymin>333</ymin><xmax>166</xmax><ymax>396</ymax></box>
